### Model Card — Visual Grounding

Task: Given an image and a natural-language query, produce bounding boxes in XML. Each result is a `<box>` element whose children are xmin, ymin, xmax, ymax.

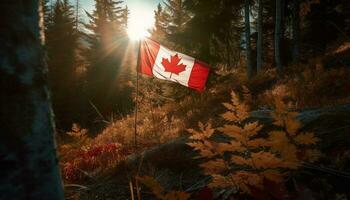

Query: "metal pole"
<box><xmin>134</xmin><ymin>40</ymin><xmax>141</xmax><ymax>148</ymax></box>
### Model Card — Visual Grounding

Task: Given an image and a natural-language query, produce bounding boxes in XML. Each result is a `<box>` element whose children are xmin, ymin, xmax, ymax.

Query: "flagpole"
<box><xmin>134</xmin><ymin>39</ymin><xmax>141</xmax><ymax>149</ymax></box>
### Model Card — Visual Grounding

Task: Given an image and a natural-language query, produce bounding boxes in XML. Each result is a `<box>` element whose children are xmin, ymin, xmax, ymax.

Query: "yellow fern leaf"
<box><xmin>231</xmin><ymin>171</ymin><xmax>263</xmax><ymax>193</ymax></box>
<box><xmin>285</xmin><ymin>114</ymin><xmax>301</xmax><ymax>136</ymax></box>
<box><xmin>222</xmin><ymin>102</ymin><xmax>235</xmax><ymax>111</ymax></box>
<box><xmin>187</xmin><ymin>142</ymin><xmax>216</xmax><ymax>158</ymax></box>
<box><xmin>247</xmin><ymin>138</ymin><xmax>269</xmax><ymax>148</ymax></box>
<box><xmin>242</xmin><ymin>85</ymin><xmax>252</xmax><ymax>106</ymax></box>
<box><xmin>231</xmin><ymin>155</ymin><xmax>252</xmax><ymax>166</ymax></box>
<box><xmin>200</xmin><ymin>159</ymin><xmax>227</xmax><ymax>174</ymax></box>
<box><xmin>215</xmin><ymin>141</ymin><xmax>246</xmax><ymax>153</ymax></box>
<box><xmin>251</xmin><ymin>152</ymin><xmax>282</xmax><ymax>169</ymax></box>
<box><xmin>209</xmin><ymin>174</ymin><xmax>232</xmax><ymax>188</ymax></box>
<box><xmin>218</xmin><ymin>125</ymin><xmax>244</xmax><ymax>141</ymax></box>
<box><xmin>221</xmin><ymin>111</ymin><xmax>240</xmax><ymax>122</ymax></box>
<box><xmin>243</xmin><ymin>122</ymin><xmax>263</xmax><ymax>137</ymax></box>
<box><xmin>294</xmin><ymin>132</ymin><xmax>319</xmax><ymax>145</ymax></box>
<box><xmin>268</xmin><ymin>131</ymin><xmax>299</xmax><ymax>168</ymax></box>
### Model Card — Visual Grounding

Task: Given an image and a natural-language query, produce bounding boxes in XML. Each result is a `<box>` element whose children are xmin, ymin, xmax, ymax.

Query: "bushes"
<box><xmin>59</xmin><ymin>124</ymin><xmax>130</xmax><ymax>182</ymax></box>
<box><xmin>187</xmin><ymin>90</ymin><xmax>320</xmax><ymax>196</ymax></box>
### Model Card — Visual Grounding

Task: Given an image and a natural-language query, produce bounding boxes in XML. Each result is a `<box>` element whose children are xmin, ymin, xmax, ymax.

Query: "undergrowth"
<box><xmin>187</xmin><ymin>89</ymin><xmax>320</xmax><ymax>197</ymax></box>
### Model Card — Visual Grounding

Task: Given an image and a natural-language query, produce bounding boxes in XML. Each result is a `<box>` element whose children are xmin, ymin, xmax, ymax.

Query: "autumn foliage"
<box><xmin>59</xmin><ymin>124</ymin><xmax>131</xmax><ymax>182</ymax></box>
<box><xmin>187</xmin><ymin>89</ymin><xmax>320</xmax><ymax>195</ymax></box>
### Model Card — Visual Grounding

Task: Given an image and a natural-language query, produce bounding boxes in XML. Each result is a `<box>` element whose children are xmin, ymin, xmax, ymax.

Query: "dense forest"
<box><xmin>1</xmin><ymin>0</ymin><xmax>350</xmax><ymax>199</ymax></box>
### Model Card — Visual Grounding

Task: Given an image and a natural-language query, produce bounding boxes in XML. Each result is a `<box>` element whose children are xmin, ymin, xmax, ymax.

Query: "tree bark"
<box><xmin>0</xmin><ymin>1</ymin><xmax>64</xmax><ymax>199</ymax></box>
<box><xmin>245</xmin><ymin>0</ymin><xmax>253</xmax><ymax>79</ymax></box>
<box><xmin>292</xmin><ymin>0</ymin><xmax>300</xmax><ymax>63</ymax></box>
<box><xmin>257</xmin><ymin>0</ymin><xmax>263</xmax><ymax>74</ymax></box>
<box><xmin>275</xmin><ymin>0</ymin><xmax>283</xmax><ymax>72</ymax></box>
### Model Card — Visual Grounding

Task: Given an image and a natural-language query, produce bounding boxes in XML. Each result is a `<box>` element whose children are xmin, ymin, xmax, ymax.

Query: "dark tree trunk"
<box><xmin>245</xmin><ymin>0</ymin><xmax>253</xmax><ymax>79</ymax></box>
<box><xmin>0</xmin><ymin>1</ymin><xmax>64</xmax><ymax>199</ymax></box>
<box><xmin>292</xmin><ymin>0</ymin><xmax>300</xmax><ymax>63</ymax></box>
<box><xmin>275</xmin><ymin>0</ymin><xmax>283</xmax><ymax>72</ymax></box>
<box><xmin>257</xmin><ymin>0</ymin><xmax>263</xmax><ymax>73</ymax></box>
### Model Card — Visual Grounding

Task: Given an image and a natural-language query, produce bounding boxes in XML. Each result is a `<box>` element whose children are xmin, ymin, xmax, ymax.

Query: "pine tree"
<box><xmin>257</xmin><ymin>0</ymin><xmax>263</xmax><ymax>73</ymax></box>
<box><xmin>292</xmin><ymin>0</ymin><xmax>300</xmax><ymax>63</ymax></box>
<box><xmin>46</xmin><ymin>0</ymin><xmax>80</xmax><ymax>129</ymax></box>
<box><xmin>275</xmin><ymin>0</ymin><xmax>283</xmax><ymax>72</ymax></box>
<box><xmin>245</xmin><ymin>0</ymin><xmax>253</xmax><ymax>79</ymax></box>
<box><xmin>0</xmin><ymin>1</ymin><xmax>64</xmax><ymax>199</ymax></box>
<box><xmin>83</xmin><ymin>0</ymin><xmax>130</xmax><ymax>122</ymax></box>
<box><xmin>151</xmin><ymin>3</ymin><xmax>168</xmax><ymax>42</ymax></box>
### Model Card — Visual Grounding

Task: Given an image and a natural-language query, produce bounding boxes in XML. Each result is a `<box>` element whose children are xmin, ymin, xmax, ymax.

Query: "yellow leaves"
<box><xmin>251</xmin><ymin>152</ymin><xmax>283</xmax><ymax>169</ymax></box>
<box><xmin>187</xmin><ymin>141</ymin><xmax>215</xmax><ymax>158</ymax></box>
<box><xmin>137</xmin><ymin>176</ymin><xmax>190</xmax><ymax>200</ymax></box>
<box><xmin>209</xmin><ymin>174</ymin><xmax>232</xmax><ymax>188</ymax></box>
<box><xmin>221</xmin><ymin>91</ymin><xmax>249</xmax><ymax>123</ymax></box>
<box><xmin>243</xmin><ymin>122</ymin><xmax>263</xmax><ymax>137</ymax></box>
<box><xmin>231</xmin><ymin>155</ymin><xmax>252</xmax><ymax>166</ymax></box>
<box><xmin>188</xmin><ymin>122</ymin><xmax>214</xmax><ymax>140</ymax></box>
<box><xmin>231</xmin><ymin>171</ymin><xmax>262</xmax><ymax>193</ymax></box>
<box><xmin>215</xmin><ymin>141</ymin><xmax>246</xmax><ymax>153</ymax></box>
<box><xmin>247</xmin><ymin>138</ymin><xmax>269</xmax><ymax>148</ymax></box>
<box><xmin>218</xmin><ymin>125</ymin><xmax>244</xmax><ymax>141</ymax></box>
<box><xmin>294</xmin><ymin>132</ymin><xmax>319</xmax><ymax>145</ymax></box>
<box><xmin>187</xmin><ymin>90</ymin><xmax>321</xmax><ymax>196</ymax></box>
<box><xmin>284</xmin><ymin>113</ymin><xmax>301</xmax><ymax>136</ymax></box>
<box><xmin>200</xmin><ymin>159</ymin><xmax>227</xmax><ymax>174</ymax></box>
<box><xmin>268</xmin><ymin>131</ymin><xmax>299</xmax><ymax>169</ymax></box>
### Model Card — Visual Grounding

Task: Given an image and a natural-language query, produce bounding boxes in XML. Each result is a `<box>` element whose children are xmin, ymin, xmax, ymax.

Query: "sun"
<box><xmin>127</xmin><ymin>7</ymin><xmax>153</xmax><ymax>41</ymax></box>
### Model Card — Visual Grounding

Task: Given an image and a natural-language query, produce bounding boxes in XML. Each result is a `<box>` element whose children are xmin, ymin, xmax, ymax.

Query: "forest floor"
<box><xmin>65</xmin><ymin>103</ymin><xmax>350</xmax><ymax>200</ymax></box>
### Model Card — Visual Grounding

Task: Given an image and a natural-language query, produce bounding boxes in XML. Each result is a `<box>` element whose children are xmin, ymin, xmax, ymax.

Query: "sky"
<box><xmin>79</xmin><ymin>0</ymin><xmax>161</xmax><ymax>39</ymax></box>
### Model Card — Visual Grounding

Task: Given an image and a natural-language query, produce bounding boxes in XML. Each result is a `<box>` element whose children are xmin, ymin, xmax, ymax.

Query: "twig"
<box><xmin>89</xmin><ymin>100</ymin><xmax>110</xmax><ymax>124</ymax></box>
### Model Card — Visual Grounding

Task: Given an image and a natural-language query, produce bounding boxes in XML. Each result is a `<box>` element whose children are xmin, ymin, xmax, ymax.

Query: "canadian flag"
<box><xmin>139</xmin><ymin>38</ymin><xmax>210</xmax><ymax>91</ymax></box>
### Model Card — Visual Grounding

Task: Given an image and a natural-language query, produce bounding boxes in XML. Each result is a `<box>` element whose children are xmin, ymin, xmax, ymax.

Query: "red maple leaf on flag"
<box><xmin>161</xmin><ymin>54</ymin><xmax>186</xmax><ymax>76</ymax></box>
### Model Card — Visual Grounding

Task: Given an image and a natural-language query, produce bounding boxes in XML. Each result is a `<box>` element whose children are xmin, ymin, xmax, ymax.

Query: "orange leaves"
<box><xmin>294</xmin><ymin>132</ymin><xmax>319</xmax><ymax>145</ymax></box>
<box><xmin>200</xmin><ymin>159</ymin><xmax>227</xmax><ymax>174</ymax></box>
<box><xmin>251</xmin><ymin>152</ymin><xmax>283</xmax><ymax>169</ymax></box>
<box><xmin>231</xmin><ymin>155</ymin><xmax>252</xmax><ymax>166</ymax></box>
<box><xmin>209</xmin><ymin>174</ymin><xmax>232</xmax><ymax>188</ymax></box>
<box><xmin>218</xmin><ymin>125</ymin><xmax>243</xmax><ymax>141</ymax></box>
<box><xmin>187</xmin><ymin>90</ymin><xmax>321</xmax><ymax>196</ymax></box>
<box><xmin>269</xmin><ymin>98</ymin><xmax>320</xmax><ymax>169</ymax></box>
<box><xmin>243</xmin><ymin>122</ymin><xmax>263</xmax><ymax>137</ymax></box>
<box><xmin>221</xmin><ymin>91</ymin><xmax>249</xmax><ymax>123</ymax></box>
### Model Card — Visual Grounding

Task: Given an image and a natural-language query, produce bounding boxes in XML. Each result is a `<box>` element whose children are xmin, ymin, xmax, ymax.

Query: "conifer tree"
<box><xmin>83</xmin><ymin>0</ymin><xmax>130</xmax><ymax>121</ymax></box>
<box><xmin>46</xmin><ymin>0</ymin><xmax>80</xmax><ymax>129</ymax></box>
<box><xmin>292</xmin><ymin>0</ymin><xmax>300</xmax><ymax>63</ymax></box>
<box><xmin>257</xmin><ymin>0</ymin><xmax>263</xmax><ymax>73</ymax></box>
<box><xmin>151</xmin><ymin>3</ymin><xmax>168</xmax><ymax>42</ymax></box>
<box><xmin>245</xmin><ymin>0</ymin><xmax>253</xmax><ymax>79</ymax></box>
<box><xmin>275</xmin><ymin>0</ymin><xmax>283</xmax><ymax>72</ymax></box>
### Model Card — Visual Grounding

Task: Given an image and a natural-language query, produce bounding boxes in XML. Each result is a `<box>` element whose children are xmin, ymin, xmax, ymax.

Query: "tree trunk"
<box><xmin>245</xmin><ymin>0</ymin><xmax>253</xmax><ymax>79</ymax></box>
<box><xmin>0</xmin><ymin>1</ymin><xmax>64</xmax><ymax>199</ymax></box>
<box><xmin>275</xmin><ymin>0</ymin><xmax>283</xmax><ymax>72</ymax></box>
<box><xmin>292</xmin><ymin>0</ymin><xmax>300</xmax><ymax>63</ymax></box>
<box><xmin>257</xmin><ymin>0</ymin><xmax>263</xmax><ymax>74</ymax></box>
